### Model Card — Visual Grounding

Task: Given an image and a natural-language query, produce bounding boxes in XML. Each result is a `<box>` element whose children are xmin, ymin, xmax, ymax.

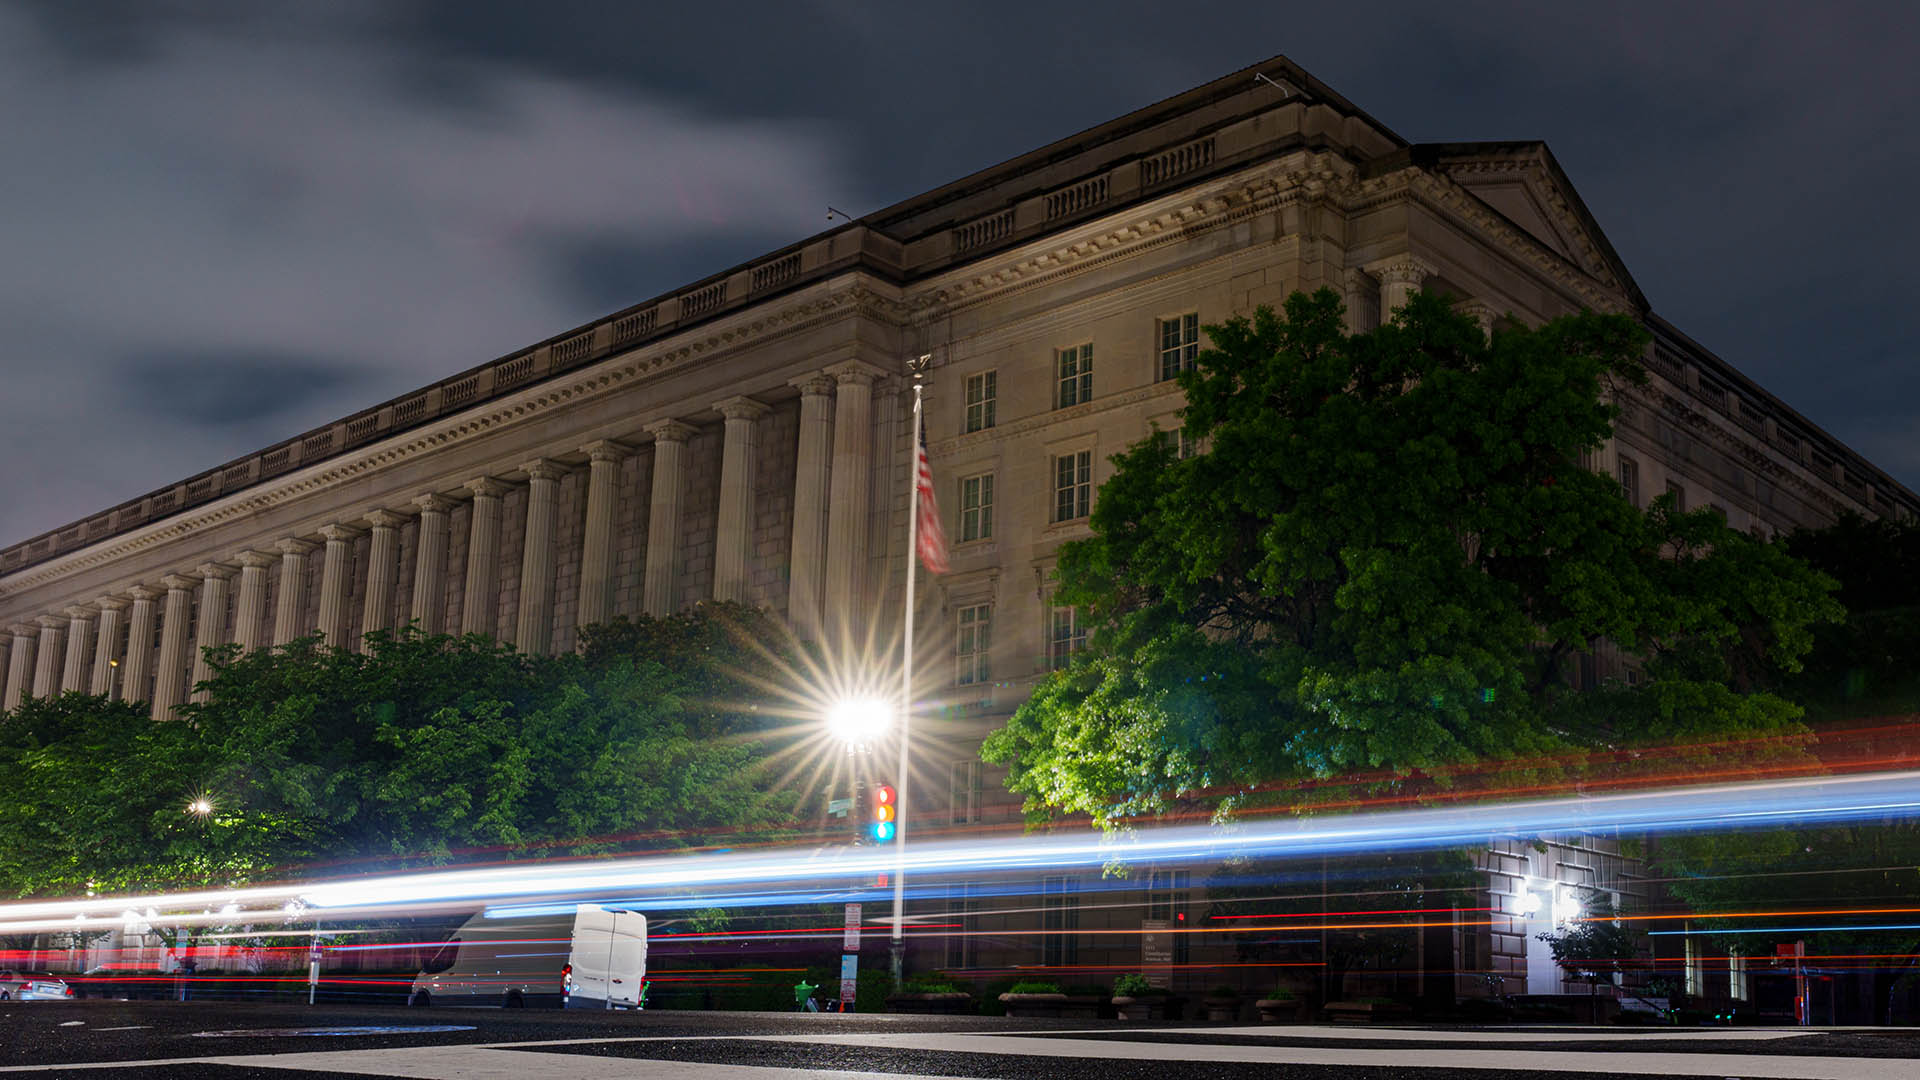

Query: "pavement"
<box><xmin>5</xmin><ymin>1000</ymin><xmax>1920</xmax><ymax>1079</ymax></box>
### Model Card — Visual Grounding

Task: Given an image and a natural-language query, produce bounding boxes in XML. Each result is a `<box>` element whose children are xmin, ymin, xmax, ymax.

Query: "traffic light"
<box><xmin>871</xmin><ymin>784</ymin><xmax>896</xmax><ymax>842</ymax></box>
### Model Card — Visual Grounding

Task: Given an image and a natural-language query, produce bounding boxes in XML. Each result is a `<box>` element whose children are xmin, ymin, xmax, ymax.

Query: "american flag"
<box><xmin>914</xmin><ymin>426</ymin><xmax>949</xmax><ymax>574</ymax></box>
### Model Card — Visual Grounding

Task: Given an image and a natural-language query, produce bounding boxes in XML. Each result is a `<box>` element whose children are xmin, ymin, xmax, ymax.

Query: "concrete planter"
<box><xmin>1324</xmin><ymin>999</ymin><xmax>1413</xmax><ymax>1024</ymax></box>
<box><xmin>998</xmin><ymin>992</ymin><xmax>1068</xmax><ymax>1018</ymax></box>
<box><xmin>1202</xmin><ymin>995</ymin><xmax>1241</xmax><ymax>1022</ymax></box>
<box><xmin>886</xmin><ymin>991</ymin><xmax>972</xmax><ymax>1014</ymax></box>
<box><xmin>1111</xmin><ymin>994</ymin><xmax>1170</xmax><ymax>1020</ymax></box>
<box><xmin>1255</xmin><ymin>997</ymin><xmax>1307</xmax><ymax>1022</ymax></box>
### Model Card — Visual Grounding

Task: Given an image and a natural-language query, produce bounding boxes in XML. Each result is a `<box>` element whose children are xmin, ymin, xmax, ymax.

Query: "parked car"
<box><xmin>0</xmin><ymin>971</ymin><xmax>73</xmax><ymax>1001</ymax></box>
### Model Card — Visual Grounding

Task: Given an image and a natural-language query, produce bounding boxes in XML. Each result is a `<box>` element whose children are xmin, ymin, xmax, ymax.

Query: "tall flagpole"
<box><xmin>893</xmin><ymin>359</ymin><xmax>927</xmax><ymax>985</ymax></box>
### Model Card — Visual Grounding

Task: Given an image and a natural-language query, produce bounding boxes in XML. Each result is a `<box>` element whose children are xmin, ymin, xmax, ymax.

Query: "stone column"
<box><xmin>711</xmin><ymin>396</ymin><xmax>770</xmax><ymax>604</ymax></box>
<box><xmin>461</xmin><ymin>478</ymin><xmax>509</xmax><ymax>636</ymax></box>
<box><xmin>273</xmin><ymin>538</ymin><xmax>317</xmax><ymax>645</ymax></box>
<box><xmin>62</xmin><ymin>606</ymin><xmax>96</xmax><ymax>693</ymax></box>
<box><xmin>575</xmin><ymin>441</ymin><xmax>628</xmax><ymax>632</ymax></box>
<box><xmin>3</xmin><ymin>625</ymin><xmax>33</xmax><ymax>710</ymax></box>
<box><xmin>231</xmin><ymin>552</ymin><xmax>275</xmax><ymax>653</ymax></box>
<box><xmin>1365</xmin><ymin>254</ymin><xmax>1436</xmax><ymax>319</ymax></box>
<box><xmin>515</xmin><ymin>459</ymin><xmax>565</xmax><ymax>654</ymax></box>
<box><xmin>152</xmin><ymin>573</ymin><xmax>199</xmax><ymax>720</ymax></box>
<box><xmin>121</xmin><ymin>587</ymin><xmax>158</xmax><ymax>703</ymax></box>
<box><xmin>360</xmin><ymin>509</ymin><xmax>407</xmax><ymax>642</ymax></box>
<box><xmin>91</xmin><ymin>597</ymin><xmax>128</xmax><ymax>697</ymax></box>
<box><xmin>824</xmin><ymin>360</ymin><xmax>882</xmax><ymax>625</ymax></box>
<box><xmin>642</xmin><ymin>420</ymin><xmax>696</xmax><ymax>616</ymax></box>
<box><xmin>33</xmin><ymin>614</ymin><xmax>65</xmax><ymax>699</ymax></box>
<box><xmin>787</xmin><ymin>373</ymin><xmax>835</xmax><ymax>634</ymax></box>
<box><xmin>190</xmin><ymin>564</ymin><xmax>235</xmax><ymax>700</ymax></box>
<box><xmin>315</xmin><ymin>524</ymin><xmax>362</xmax><ymax>647</ymax></box>
<box><xmin>0</xmin><ymin>632</ymin><xmax>9</xmax><ymax>710</ymax></box>
<box><xmin>411</xmin><ymin>494</ymin><xmax>455</xmax><ymax>634</ymax></box>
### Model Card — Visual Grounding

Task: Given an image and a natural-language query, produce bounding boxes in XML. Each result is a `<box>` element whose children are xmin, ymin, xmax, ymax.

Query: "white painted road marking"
<box><xmin>759</xmin><ymin>1030</ymin><xmax>1918</xmax><ymax>1080</ymax></box>
<box><xmin>0</xmin><ymin>1024</ymin><xmax>1908</xmax><ymax>1079</ymax></box>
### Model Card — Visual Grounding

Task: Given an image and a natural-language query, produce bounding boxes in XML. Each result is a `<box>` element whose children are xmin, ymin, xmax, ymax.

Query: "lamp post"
<box><xmin>827</xmin><ymin>696</ymin><xmax>892</xmax><ymax>1010</ymax></box>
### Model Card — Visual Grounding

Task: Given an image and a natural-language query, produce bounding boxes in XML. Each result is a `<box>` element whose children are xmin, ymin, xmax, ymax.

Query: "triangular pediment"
<box><xmin>1416</xmin><ymin>142</ymin><xmax>1645</xmax><ymax>312</ymax></box>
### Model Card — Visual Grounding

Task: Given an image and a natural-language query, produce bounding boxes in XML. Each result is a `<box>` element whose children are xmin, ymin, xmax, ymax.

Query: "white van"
<box><xmin>409</xmin><ymin>903</ymin><xmax>647</xmax><ymax>1009</ymax></box>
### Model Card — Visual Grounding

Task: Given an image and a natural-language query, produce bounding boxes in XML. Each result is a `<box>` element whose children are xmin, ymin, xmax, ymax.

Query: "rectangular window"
<box><xmin>955</xmin><ymin>604</ymin><xmax>991</xmax><ymax>686</ymax></box>
<box><xmin>1684</xmin><ymin>931</ymin><xmax>1704</xmax><ymax>998</ymax></box>
<box><xmin>1048</xmin><ymin>606</ymin><xmax>1085</xmax><ymax>671</ymax></box>
<box><xmin>1729</xmin><ymin>953</ymin><xmax>1749</xmax><ymax>1002</ymax></box>
<box><xmin>964</xmin><ymin>371</ymin><xmax>996</xmax><ymax>433</ymax></box>
<box><xmin>1042</xmin><ymin>876</ymin><xmax>1080</xmax><ymax>968</ymax></box>
<box><xmin>1147</xmin><ymin>869</ymin><xmax>1192</xmax><ymax>965</ymax></box>
<box><xmin>949</xmin><ymin>760</ymin><xmax>982</xmax><ymax>825</ymax></box>
<box><xmin>1618</xmin><ymin>457</ymin><xmax>1640</xmax><ymax>506</ymax></box>
<box><xmin>1177</xmin><ymin>428</ymin><xmax>1198</xmax><ymax>460</ymax></box>
<box><xmin>945</xmin><ymin>883</ymin><xmax>977</xmax><ymax>970</ymax></box>
<box><xmin>1052</xmin><ymin>451</ymin><xmax>1091</xmax><ymax>523</ymax></box>
<box><xmin>1666</xmin><ymin>479</ymin><xmax>1686</xmax><ymax>512</ymax></box>
<box><xmin>960</xmin><ymin>473</ymin><xmax>993</xmax><ymax>542</ymax></box>
<box><xmin>1158</xmin><ymin>313</ymin><xmax>1200</xmax><ymax>381</ymax></box>
<box><xmin>1055</xmin><ymin>343</ymin><xmax>1093</xmax><ymax>409</ymax></box>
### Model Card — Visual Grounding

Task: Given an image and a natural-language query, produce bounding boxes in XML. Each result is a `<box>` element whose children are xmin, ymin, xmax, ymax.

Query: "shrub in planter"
<box><xmin>999</xmin><ymin>980</ymin><xmax>1068</xmax><ymax>1018</ymax></box>
<box><xmin>888</xmin><ymin>976</ymin><xmax>972</xmax><ymax>1015</ymax></box>
<box><xmin>1255</xmin><ymin>985</ymin><xmax>1306</xmax><ymax>1023</ymax></box>
<box><xmin>1110</xmin><ymin>973</ymin><xmax>1171</xmax><ymax>1021</ymax></box>
<box><xmin>1202</xmin><ymin>984</ymin><xmax>1241</xmax><ymax>1022</ymax></box>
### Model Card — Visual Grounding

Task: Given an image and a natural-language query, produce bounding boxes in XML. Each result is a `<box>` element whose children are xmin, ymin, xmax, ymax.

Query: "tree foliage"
<box><xmin>982</xmin><ymin>290</ymin><xmax>1841</xmax><ymax>827</ymax></box>
<box><xmin>0</xmin><ymin>603</ymin><xmax>801</xmax><ymax>897</ymax></box>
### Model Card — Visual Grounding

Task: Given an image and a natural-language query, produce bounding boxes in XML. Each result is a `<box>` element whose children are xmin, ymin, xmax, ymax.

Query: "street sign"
<box><xmin>827</xmin><ymin>798</ymin><xmax>852</xmax><ymax>817</ymax></box>
<box><xmin>839</xmin><ymin>953</ymin><xmax>858</xmax><ymax>1012</ymax></box>
<box><xmin>843</xmin><ymin>902</ymin><xmax>862</xmax><ymax>950</ymax></box>
<box><xmin>1140</xmin><ymin>918</ymin><xmax>1173</xmax><ymax>989</ymax></box>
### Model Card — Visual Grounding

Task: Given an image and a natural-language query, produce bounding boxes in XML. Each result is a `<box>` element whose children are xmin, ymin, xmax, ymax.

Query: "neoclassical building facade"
<box><xmin>1</xmin><ymin>56</ymin><xmax>1911</xmax><ymax>998</ymax></box>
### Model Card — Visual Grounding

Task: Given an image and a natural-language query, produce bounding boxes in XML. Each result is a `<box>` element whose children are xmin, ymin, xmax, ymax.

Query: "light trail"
<box><xmin>4</xmin><ymin>767</ymin><xmax>1919</xmax><ymax>934</ymax></box>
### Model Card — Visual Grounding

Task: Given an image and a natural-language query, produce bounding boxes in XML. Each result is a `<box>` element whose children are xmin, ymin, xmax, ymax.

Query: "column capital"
<box><xmin>645</xmin><ymin>418</ymin><xmax>698</xmax><ymax>444</ymax></box>
<box><xmin>35</xmin><ymin>614</ymin><xmax>65</xmax><ymax>630</ymax></box>
<box><xmin>366</xmin><ymin>508</ymin><xmax>409</xmax><ymax>530</ymax></box>
<box><xmin>581</xmin><ymin>439</ymin><xmax>630</xmax><ymax>464</ymax></box>
<box><xmin>127</xmin><ymin>585</ymin><xmax>162</xmax><ymax>602</ymax></box>
<box><xmin>319</xmin><ymin>523</ymin><xmax>364</xmax><ymax>543</ymax></box>
<box><xmin>413</xmin><ymin>492</ymin><xmax>458</xmax><ymax>514</ymax></box>
<box><xmin>520</xmin><ymin>458</ymin><xmax>567</xmax><ymax>482</ymax></box>
<box><xmin>824</xmin><ymin>358</ymin><xmax>887</xmax><ymax>386</ymax></box>
<box><xmin>233</xmin><ymin>550</ymin><xmax>278</xmax><ymax>570</ymax></box>
<box><xmin>64</xmin><ymin>604</ymin><xmax>98</xmax><ymax>620</ymax></box>
<box><xmin>713</xmin><ymin>395</ymin><xmax>771</xmax><ymax>421</ymax></box>
<box><xmin>789</xmin><ymin>371</ymin><xmax>838</xmax><ymax>397</ymax></box>
<box><xmin>194</xmin><ymin>562</ymin><xmax>238</xmax><ymax>581</ymax></box>
<box><xmin>466</xmin><ymin>476</ymin><xmax>511</xmax><ymax>499</ymax></box>
<box><xmin>10</xmin><ymin>623</ymin><xmax>37</xmax><ymax>637</ymax></box>
<box><xmin>93</xmin><ymin>595</ymin><xmax>130</xmax><ymax>612</ymax></box>
<box><xmin>276</xmin><ymin>537</ymin><xmax>319</xmax><ymax>556</ymax></box>
<box><xmin>1362</xmin><ymin>253</ymin><xmax>1438</xmax><ymax>285</ymax></box>
<box><xmin>160</xmin><ymin>573</ymin><xmax>202</xmax><ymax>592</ymax></box>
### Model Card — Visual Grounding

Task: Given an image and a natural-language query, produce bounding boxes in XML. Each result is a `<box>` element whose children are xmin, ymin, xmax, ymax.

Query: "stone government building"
<box><xmin>2</xmin><ymin>56</ymin><xmax>1912</xmax><ymax>1007</ymax></box>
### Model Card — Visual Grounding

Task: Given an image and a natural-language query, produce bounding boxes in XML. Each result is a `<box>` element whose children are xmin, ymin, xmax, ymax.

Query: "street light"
<box><xmin>826</xmin><ymin>697</ymin><xmax>891</xmax><ymax>746</ymax></box>
<box><xmin>186</xmin><ymin>797</ymin><xmax>213</xmax><ymax>817</ymax></box>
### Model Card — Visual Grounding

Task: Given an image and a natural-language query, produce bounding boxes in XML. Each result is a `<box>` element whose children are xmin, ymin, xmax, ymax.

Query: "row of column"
<box><xmin>0</xmin><ymin>359</ymin><xmax>884</xmax><ymax>719</ymax></box>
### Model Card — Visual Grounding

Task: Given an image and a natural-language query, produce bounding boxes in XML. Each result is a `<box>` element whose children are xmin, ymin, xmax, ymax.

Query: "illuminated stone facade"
<box><xmin>1</xmin><ymin>56</ymin><xmax>1909</xmax><ymax>1000</ymax></box>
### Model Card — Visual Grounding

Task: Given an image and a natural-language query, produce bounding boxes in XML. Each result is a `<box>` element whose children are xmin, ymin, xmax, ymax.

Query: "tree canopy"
<box><xmin>982</xmin><ymin>289</ymin><xmax>1840</xmax><ymax>827</ymax></box>
<box><xmin>0</xmin><ymin>603</ymin><xmax>801</xmax><ymax>897</ymax></box>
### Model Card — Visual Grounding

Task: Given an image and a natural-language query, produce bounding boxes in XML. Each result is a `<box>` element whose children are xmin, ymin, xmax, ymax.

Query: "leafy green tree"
<box><xmin>983</xmin><ymin>290</ymin><xmax>1840</xmax><ymax>827</ymax></box>
<box><xmin>0</xmin><ymin>605</ymin><xmax>803</xmax><ymax>897</ymax></box>
<box><xmin>1780</xmin><ymin>511</ymin><xmax>1920</xmax><ymax>717</ymax></box>
<box><xmin>1537</xmin><ymin>891</ymin><xmax>1637</xmax><ymax>1014</ymax></box>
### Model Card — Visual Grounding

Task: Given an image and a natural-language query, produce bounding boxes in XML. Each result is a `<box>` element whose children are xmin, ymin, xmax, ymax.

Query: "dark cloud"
<box><xmin>0</xmin><ymin>0</ymin><xmax>1915</xmax><ymax>548</ymax></box>
<box><xmin>115</xmin><ymin>350</ymin><xmax>367</xmax><ymax>429</ymax></box>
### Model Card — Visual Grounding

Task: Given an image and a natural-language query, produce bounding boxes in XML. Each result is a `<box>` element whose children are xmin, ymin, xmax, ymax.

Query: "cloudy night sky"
<box><xmin>1</xmin><ymin>1</ymin><xmax>1915</xmax><ymax>548</ymax></box>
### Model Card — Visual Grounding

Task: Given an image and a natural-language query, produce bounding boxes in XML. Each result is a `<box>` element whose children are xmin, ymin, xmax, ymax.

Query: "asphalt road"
<box><xmin>5</xmin><ymin>1000</ymin><xmax>1920</xmax><ymax>1079</ymax></box>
